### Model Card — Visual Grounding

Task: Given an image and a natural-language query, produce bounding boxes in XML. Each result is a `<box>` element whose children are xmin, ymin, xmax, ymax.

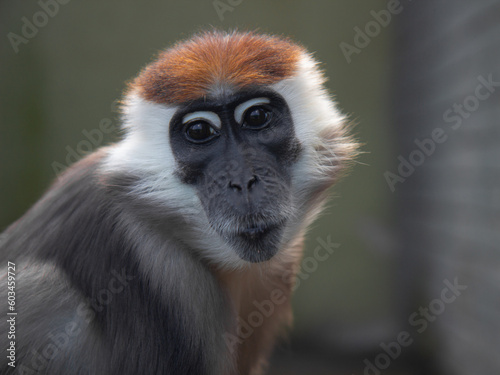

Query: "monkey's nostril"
<box><xmin>229</xmin><ymin>175</ymin><xmax>257</xmax><ymax>192</ymax></box>
<box><xmin>247</xmin><ymin>175</ymin><xmax>258</xmax><ymax>190</ymax></box>
<box><xmin>229</xmin><ymin>181</ymin><xmax>243</xmax><ymax>192</ymax></box>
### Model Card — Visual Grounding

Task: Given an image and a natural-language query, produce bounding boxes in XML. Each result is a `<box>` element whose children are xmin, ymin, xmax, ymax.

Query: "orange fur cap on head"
<box><xmin>130</xmin><ymin>31</ymin><xmax>305</xmax><ymax>105</ymax></box>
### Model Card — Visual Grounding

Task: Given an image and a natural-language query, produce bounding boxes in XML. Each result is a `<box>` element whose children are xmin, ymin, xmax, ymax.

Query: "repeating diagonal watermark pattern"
<box><xmin>223</xmin><ymin>235</ymin><xmax>340</xmax><ymax>353</ymax></box>
<box><xmin>384</xmin><ymin>73</ymin><xmax>500</xmax><ymax>192</ymax></box>
<box><xmin>51</xmin><ymin>101</ymin><xmax>119</xmax><ymax>175</ymax></box>
<box><xmin>360</xmin><ymin>278</ymin><xmax>467</xmax><ymax>375</ymax></box>
<box><xmin>7</xmin><ymin>0</ymin><xmax>73</xmax><ymax>54</ymax></box>
<box><xmin>339</xmin><ymin>0</ymin><xmax>410</xmax><ymax>64</ymax></box>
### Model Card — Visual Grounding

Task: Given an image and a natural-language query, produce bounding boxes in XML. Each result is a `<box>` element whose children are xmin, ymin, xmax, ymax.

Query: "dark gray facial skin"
<box><xmin>169</xmin><ymin>89</ymin><xmax>302</xmax><ymax>263</ymax></box>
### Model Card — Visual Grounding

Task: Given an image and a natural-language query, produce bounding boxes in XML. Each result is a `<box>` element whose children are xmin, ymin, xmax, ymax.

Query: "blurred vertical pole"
<box><xmin>0</xmin><ymin>3</ymin><xmax>48</xmax><ymax>231</ymax></box>
<box><xmin>394</xmin><ymin>0</ymin><xmax>500</xmax><ymax>374</ymax></box>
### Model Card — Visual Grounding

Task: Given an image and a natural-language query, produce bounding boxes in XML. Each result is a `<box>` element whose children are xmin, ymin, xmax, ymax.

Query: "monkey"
<box><xmin>0</xmin><ymin>31</ymin><xmax>358</xmax><ymax>375</ymax></box>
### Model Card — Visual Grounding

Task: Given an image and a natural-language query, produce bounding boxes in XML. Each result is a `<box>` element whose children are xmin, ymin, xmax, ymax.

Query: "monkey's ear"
<box><xmin>318</xmin><ymin>119</ymin><xmax>360</xmax><ymax>180</ymax></box>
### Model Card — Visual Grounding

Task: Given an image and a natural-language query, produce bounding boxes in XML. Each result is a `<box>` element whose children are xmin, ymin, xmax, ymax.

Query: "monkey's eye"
<box><xmin>185</xmin><ymin>121</ymin><xmax>218</xmax><ymax>143</ymax></box>
<box><xmin>242</xmin><ymin>106</ymin><xmax>272</xmax><ymax>129</ymax></box>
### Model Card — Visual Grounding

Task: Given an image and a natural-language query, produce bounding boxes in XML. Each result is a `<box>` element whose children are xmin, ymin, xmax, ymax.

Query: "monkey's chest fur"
<box><xmin>214</xmin><ymin>236</ymin><xmax>304</xmax><ymax>375</ymax></box>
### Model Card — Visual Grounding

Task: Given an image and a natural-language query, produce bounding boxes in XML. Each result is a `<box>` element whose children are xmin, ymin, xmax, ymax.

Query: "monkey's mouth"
<box><xmin>223</xmin><ymin>219</ymin><xmax>286</xmax><ymax>263</ymax></box>
<box><xmin>208</xmin><ymin>212</ymin><xmax>288</xmax><ymax>263</ymax></box>
<box><xmin>237</xmin><ymin>223</ymin><xmax>278</xmax><ymax>241</ymax></box>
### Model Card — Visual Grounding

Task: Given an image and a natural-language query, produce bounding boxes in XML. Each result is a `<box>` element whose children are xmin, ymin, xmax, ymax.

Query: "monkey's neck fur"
<box><xmin>214</xmin><ymin>236</ymin><xmax>305</xmax><ymax>374</ymax></box>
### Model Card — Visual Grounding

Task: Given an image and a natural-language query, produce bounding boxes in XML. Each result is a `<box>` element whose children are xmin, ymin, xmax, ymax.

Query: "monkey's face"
<box><xmin>169</xmin><ymin>90</ymin><xmax>301</xmax><ymax>263</ymax></box>
<box><xmin>105</xmin><ymin>32</ymin><xmax>357</xmax><ymax>268</ymax></box>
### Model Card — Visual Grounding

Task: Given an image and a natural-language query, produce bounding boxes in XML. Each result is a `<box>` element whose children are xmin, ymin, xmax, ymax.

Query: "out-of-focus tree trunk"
<box><xmin>395</xmin><ymin>1</ymin><xmax>500</xmax><ymax>374</ymax></box>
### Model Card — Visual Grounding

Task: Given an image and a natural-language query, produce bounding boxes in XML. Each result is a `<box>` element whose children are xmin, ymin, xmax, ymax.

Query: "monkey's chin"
<box><xmin>228</xmin><ymin>224</ymin><xmax>284</xmax><ymax>263</ymax></box>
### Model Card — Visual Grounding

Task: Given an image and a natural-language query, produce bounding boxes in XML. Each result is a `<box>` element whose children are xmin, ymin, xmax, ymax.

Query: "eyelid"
<box><xmin>182</xmin><ymin>111</ymin><xmax>221</xmax><ymax>129</ymax></box>
<box><xmin>234</xmin><ymin>98</ymin><xmax>271</xmax><ymax>124</ymax></box>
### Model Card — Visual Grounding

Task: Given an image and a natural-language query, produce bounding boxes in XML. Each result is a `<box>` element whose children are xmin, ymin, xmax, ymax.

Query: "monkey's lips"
<box><xmin>238</xmin><ymin>223</ymin><xmax>278</xmax><ymax>240</ymax></box>
<box><xmin>223</xmin><ymin>220</ymin><xmax>286</xmax><ymax>263</ymax></box>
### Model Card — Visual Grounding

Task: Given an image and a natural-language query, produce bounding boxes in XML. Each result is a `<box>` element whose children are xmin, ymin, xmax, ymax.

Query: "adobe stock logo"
<box><xmin>361</xmin><ymin>278</ymin><xmax>467</xmax><ymax>375</ymax></box>
<box><xmin>384</xmin><ymin>73</ymin><xmax>500</xmax><ymax>192</ymax></box>
<box><xmin>223</xmin><ymin>236</ymin><xmax>340</xmax><ymax>354</ymax></box>
<box><xmin>339</xmin><ymin>0</ymin><xmax>407</xmax><ymax>64</ymax></box>
<box><xmin>52</xmin><ymin>118</ymin><xmax>118</xmax><ymax>175</ymax></box>
<box><xmin>213</xmin><ymin>0</ymin><xmax>244</xmax><ymax>21</ymax></box>
<box><xmin>7</xmin><ymin>0</ymin><xmax>72</xmax><ymax>54</ymax></box>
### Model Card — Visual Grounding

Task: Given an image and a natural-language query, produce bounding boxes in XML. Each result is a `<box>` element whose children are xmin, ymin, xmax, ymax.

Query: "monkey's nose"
<box><xmin>229</xmin><ymin>175</ymin><xmax>258</xmax><ymax>192</ymax></box>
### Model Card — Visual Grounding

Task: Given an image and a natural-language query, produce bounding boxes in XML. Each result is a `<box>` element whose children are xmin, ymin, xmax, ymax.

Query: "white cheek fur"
<box><xmin>274</xmin><ymin>56</ymin><xmax>345</xmax><ymax>166</ymax></box>
<box><xmin>271</xmin><ymin>53</ymin><xmax>350</xmax><ymax>238</ymax></box>
<box><xmin>103</xmin><ymin>95</ymin><xmax>196</xmax><ymax>211</ymax></box>
<box><xmin>102</xmin><ymin>94</ymin><xmax>247</xmax><ymax>269</ymax></box>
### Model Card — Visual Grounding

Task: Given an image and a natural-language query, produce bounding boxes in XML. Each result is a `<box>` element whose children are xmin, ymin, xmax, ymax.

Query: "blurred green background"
<box><xmin>0</xmin><ymin>0</ymin><xmax>396</xmax><ymax>327</ymax></box>
<box><xmin>1</xmin><ymin>1</ymin><xmax>498</xmax><ymax>374</ymax></box>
